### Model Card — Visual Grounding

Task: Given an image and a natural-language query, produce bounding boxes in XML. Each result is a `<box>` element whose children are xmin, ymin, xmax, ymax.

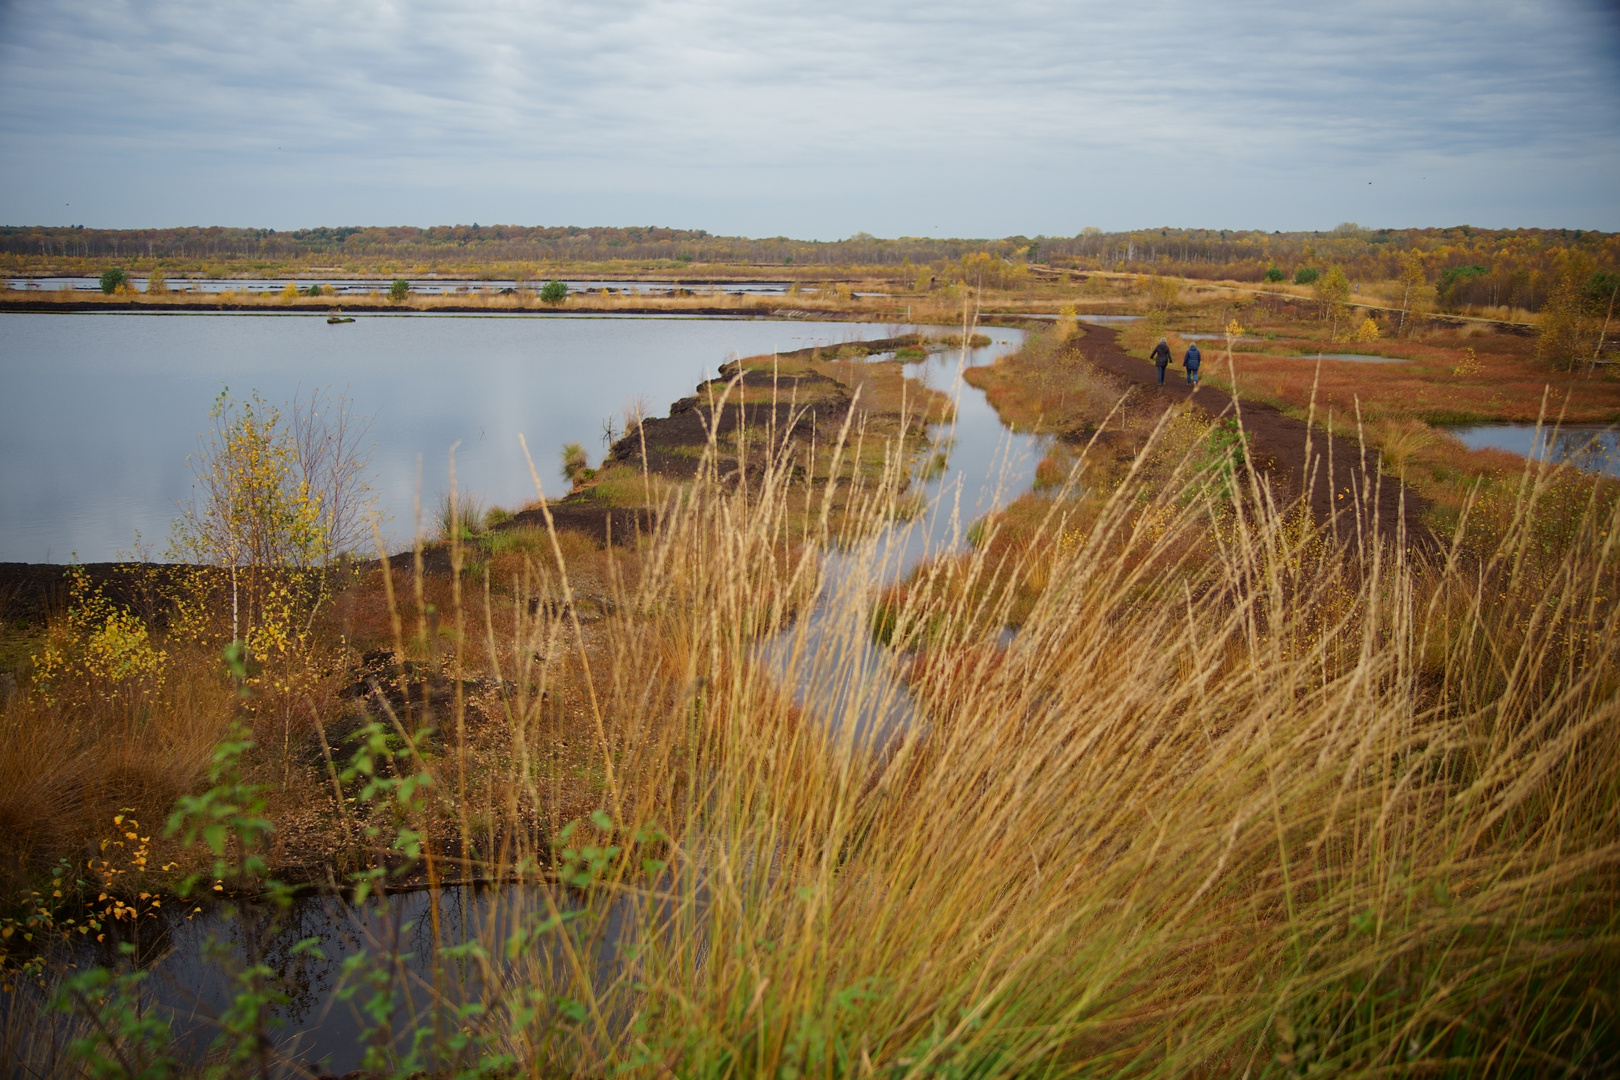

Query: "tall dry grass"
<box><xmin>7</xmin><ymin>370</ymin><xmax>1617</xmax><ymax>1076</ymax></box>
<box><xmin>365</xmin><ymin>378</ymin><xmax>1618</xmax><ymax>1075</ymax></box>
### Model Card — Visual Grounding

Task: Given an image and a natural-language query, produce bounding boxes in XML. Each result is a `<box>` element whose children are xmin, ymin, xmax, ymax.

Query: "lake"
<box><xmin>0</xmin><ymin>312</ymin><xmax>937</xmax><ymax>563</ymax></box>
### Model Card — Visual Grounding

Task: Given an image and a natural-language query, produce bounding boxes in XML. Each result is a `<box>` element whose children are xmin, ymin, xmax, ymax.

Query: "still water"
<box><xmin>1296</xmin><ymin>352</ymin><xmax>1407</xmax><ymax>364</ymax></box>
<box><xmin>0</xmin><ymin>313</ymin><xmax>924</xmax><ymax>563</ymax></box>
<box><xmin>1450</xmin><ymin>423</ymin><xmax>1620</xmax><ymax>477</ymax></box>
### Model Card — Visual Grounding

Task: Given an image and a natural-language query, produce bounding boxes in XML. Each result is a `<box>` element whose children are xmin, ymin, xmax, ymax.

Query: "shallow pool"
<box><xmin>1448</xmin><ymin>423</ymin><xmax>1620</xmax><ymax>477</ymax></box>
<box><xmin>1293</xmin><ymin>352</ymin><xmax>1407</xmax><ymax>364</ymax></box>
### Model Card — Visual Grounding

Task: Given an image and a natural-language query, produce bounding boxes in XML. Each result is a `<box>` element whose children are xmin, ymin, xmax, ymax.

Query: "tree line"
<box><xmin>3</xmin><ymin>221</ymin><xmax>1613</xmax><ymax>314</ymax></box>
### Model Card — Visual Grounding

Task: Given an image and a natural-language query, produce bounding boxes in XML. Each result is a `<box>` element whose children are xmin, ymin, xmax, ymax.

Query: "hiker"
<box><xmin>1183</xmin><ymin>342</ymin><xmax>1202</xmax><ymax>386</ymax></box>
<box><xmin>1150</xmin><ymin>338</ymin><xmax>1172</xmax><ymax>385</ymax></box>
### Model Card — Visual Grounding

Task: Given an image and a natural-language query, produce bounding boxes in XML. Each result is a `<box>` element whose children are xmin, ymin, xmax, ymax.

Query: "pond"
<box><xmin>1293</xmin><ymin>352</ymin><xmax>1407</xmax><ymax>364</ymax></box>
<box><xmin>0</xmin><ymin>313</ymin><xmax>929</xmax><ymax>563</ymax></box>
<box><xmin>1448</xmin><ymin>423</ymin><xmax>1620</xmax><ymax>477</ymax></box>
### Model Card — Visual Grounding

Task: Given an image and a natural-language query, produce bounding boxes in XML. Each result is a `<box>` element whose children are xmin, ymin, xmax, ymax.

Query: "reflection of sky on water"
<box><xmin>0</xmin><ymin>313</ymin><xmax>919</xmax><ymax>562</ymax></box>
<box><xmin>44</xmin><ymin>883</ymin><xmax>628</xmax><ymax>1075</ymax></box>
<box><xmin>1452</xmin><ymin>424</ymin><xmax>1620</xmax><ymax>477</ymax></box>
<box><xmin>767</xmin><ymin>327</ymin><xmax>1039</xmax><ymax>748</ymax></box>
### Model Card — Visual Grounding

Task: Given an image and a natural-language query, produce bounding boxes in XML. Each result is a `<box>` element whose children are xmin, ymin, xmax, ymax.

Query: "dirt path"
<box><xmin>1077</xmin><ymin>325</ymin><xmax>1432</xmax><ymax>546</ymax></box>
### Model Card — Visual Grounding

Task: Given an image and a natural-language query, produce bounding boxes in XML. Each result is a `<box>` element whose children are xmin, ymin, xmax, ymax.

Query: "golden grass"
<box><xmin>491</xmin><ymin>395</ymin><xmax>1619</xmax><ymax>1076</ymax></box>
<box><xmin>4</xmin><ymin>324</ymin><xmax>1617</xmax><ymax>1077</ymax></box>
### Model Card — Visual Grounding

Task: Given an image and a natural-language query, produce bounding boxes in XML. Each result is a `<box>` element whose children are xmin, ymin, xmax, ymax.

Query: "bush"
<box><xmin>306</xmin><ymin>283</ymin><xmax>322</xmax><ymax>297</ymax></box>
<box><xmin>1293</xmin><ymin>267</ymin><xmax>1320</xmax><ymax>285</ymax></box>
<box><xmin>561</xmin><ymin>441</ymin><xmax>590</xmax><ymax>484</ymax></box>
<box><xmin>1264</xmin><ymin>267</ymin><xmax>1285</xmax><ymax>282</ymax></box>
<box><xmin>540</xmin><ymin>279</ymin><xmax>569</xmax><ymax>304</ymax></box>
<box><xmin>436</xmin><ymin>490</ymin><xmax>486</xmax><ymax>541</ymax></box>
<box><xmin>98</xmin><ymin>269</ymin><xmax>126</xmax><ymax>294</ymax></box>
<box><xmin>388</xmin><ymin>278</ymin><xmax>410</xmax><ymax>302</ymax></box>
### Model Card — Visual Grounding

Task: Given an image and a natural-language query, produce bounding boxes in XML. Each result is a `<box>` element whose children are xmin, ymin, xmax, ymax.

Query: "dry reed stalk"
<box><xmin>5</xmin><ymin>368</ymin><xmax>1615</xmax><ymax>1076</ymax></box>
<box><xmin>382</xmin><ymin>375</ymin><xmax>1619</xmax><ymax>1075</ymax></box>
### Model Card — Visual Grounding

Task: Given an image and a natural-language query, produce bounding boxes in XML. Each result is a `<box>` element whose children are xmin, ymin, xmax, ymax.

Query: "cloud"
<box><xmin>1</xmin><ymin>0</ymin><xmax>1617</xmax><ymax>233</ymax></box>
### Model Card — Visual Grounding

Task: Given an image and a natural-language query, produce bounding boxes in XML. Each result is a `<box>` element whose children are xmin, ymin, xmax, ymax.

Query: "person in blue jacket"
<box><xmin>1183</xmin><ymin>342</ymin><xmax>1202</xmax><ymax>386</ymax></box>
<box><xmin>1149</xmin><ymin>338</ymin><xmax>1172</xmax><ymax>385</ymax></box>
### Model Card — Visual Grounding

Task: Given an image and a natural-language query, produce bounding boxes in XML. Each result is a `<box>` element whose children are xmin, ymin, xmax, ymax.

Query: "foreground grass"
<box><xmin>2</xmin><ymin>359</ymin><xmax>1616</xmax><ymax>1076</ymax></box>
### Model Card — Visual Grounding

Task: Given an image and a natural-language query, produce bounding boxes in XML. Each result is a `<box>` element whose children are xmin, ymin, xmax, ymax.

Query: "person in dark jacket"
<box><xmin>1183</xmin><ymin>342</ymin><xmax>1202</xmax><ymax>386</ymax></box>
<box><xmin>1149</xmin><ymin>338</ymin><xmax>1172</xmax><ymax>385</ymax></box>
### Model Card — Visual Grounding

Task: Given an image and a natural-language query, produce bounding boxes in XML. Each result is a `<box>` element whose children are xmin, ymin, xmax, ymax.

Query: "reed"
<box><xmin>4</xmin><ymin>363</ymin><xmax>1617</xmax><ymax>1076</ymax></box>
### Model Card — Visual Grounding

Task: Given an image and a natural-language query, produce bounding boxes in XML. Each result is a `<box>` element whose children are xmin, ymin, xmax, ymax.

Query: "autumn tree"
<box><xmin>1536</xmin><ymin>254</ymin><xmax>1603</xmax><ymax>372</ymax></box>
<box><xmin>1396</xmin><ymin>252</ymin><xmax>1425</xmax><ymax>336</ymax></box>
<box><xmin>1313</xmin><ymin>265</ymin><xmax>1352</xmax><ymax>339</ymax></box>
<box><xmin>170</xmin><ymin>388</ymin><xmax>376</xmax><ymax>641</ymax></box>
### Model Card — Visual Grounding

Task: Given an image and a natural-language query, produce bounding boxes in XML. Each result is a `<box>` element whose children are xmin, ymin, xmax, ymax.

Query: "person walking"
<box><xmin>1150</xmin><ymin>338</ymin><xmax>1172</xmax><ymax>385</ymax></box>
<box><xmin>1183</xmin><ymin>342</ymin><xmax>1202</xmax><ymax>386</ymax></box>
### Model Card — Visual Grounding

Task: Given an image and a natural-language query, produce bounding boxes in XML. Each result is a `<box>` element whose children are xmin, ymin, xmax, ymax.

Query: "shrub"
<box><xmin>1293</xmin><ymin>267</ymin><xmax>1320</xmax><ymax>285</ymax></box>
<box><xmin>306</xmin><ymin>283</ymin><xmax>322</xmax><ymax>297</ymax></box>
<box><xmin>1264</xmin><ymin>266</ymin><xmax>1285</xmax><ymax>282</ymax></box>
<box><xmin>561</xmin><ymin>441</ymin><xmax>590</xmax><ymax>485</ymax></box>
<box><xmin>540</xmin><ymin>279</ymin><xmax>569</xmax><ymax>304</ymax></box>
<box><xmin>436</xmin><ymin>490</ymin><xmax>486</xmax><ymax>541</ymax></box>
<box><xmin>98</xmin><ymin>269</ymin><xmax>126</xmax><ymax>294</ymax></box>
<box><xmin>388</xmin><ymin>278</ymin><xmax>410</xmax><ymax>303</ymax></box>
<box><xmin>146</xmin><ymin>270</ymin><xmax>168</xmax><ymax>295</ymax></box>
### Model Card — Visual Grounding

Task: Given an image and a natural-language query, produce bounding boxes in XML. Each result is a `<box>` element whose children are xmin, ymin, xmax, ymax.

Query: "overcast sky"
<box><xmin>1</xmin><ymin>0</ymin><xmax>1617</xmax><ymax>238</ymax></box>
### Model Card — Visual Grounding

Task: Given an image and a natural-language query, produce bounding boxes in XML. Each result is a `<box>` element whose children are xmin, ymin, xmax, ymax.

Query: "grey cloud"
<box><xmin>0</xmin><ymin>0</ymin><xmax>1616</xmax><ymax>233</ymax></box>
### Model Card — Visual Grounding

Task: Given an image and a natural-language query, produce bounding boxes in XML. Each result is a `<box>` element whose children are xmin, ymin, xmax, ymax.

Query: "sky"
<box><xmin>1</xmin><ymin>0</ymin><xmax>1617</xmax><ymax>238</ymax></box>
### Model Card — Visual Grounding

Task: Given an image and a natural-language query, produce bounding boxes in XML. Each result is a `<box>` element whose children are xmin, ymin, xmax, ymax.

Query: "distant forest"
<box><xmin>4</xmin><ymin>222</ymin><xmax>1615</xmax><ymax>313</ymax></box>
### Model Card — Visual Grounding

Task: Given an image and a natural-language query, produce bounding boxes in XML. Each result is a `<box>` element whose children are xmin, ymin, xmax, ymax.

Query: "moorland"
<box><xmin>1</xmin><ymin>222</ymin><xmax>1618</xmax><ymax>1077</ymax></box>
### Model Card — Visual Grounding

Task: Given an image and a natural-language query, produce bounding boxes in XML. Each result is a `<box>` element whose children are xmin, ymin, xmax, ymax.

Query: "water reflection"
<box><xmin>1451</xmin><ymin>424</ymin><xmax>1620</xmax><ymax>477</ymax></box>
<box><xmin>0</xmin><ymin>313</ymin><xmax>922</xmax><ymax>562</ymax></box>
<box><xmin>1295</xmin><ymin>352</ymin><xmax>1406</xmax><ymax>364</ymax></box>
<box><xmin>37</xmin><ymin>883</ymin><xmax>621</xmax><ymax>1075</ymax></box>
<box><xmin>764</xmin><ymin>328</ymin><xmax>1040</xmax><ymax>748</ymax></box>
